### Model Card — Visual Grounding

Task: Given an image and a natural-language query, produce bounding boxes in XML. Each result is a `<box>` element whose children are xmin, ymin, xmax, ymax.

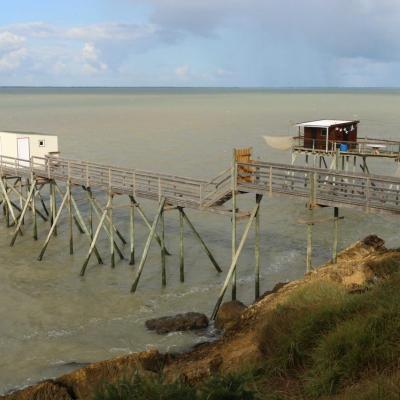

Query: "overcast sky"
<box><xmin>0</xmin><ymin>0</ymin><xmax>399</xmax><ymax>87</ymax></box>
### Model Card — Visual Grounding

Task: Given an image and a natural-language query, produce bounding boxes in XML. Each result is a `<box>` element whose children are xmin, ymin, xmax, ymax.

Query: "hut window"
<box><xmin>38</xmin><ymin>139</ymin><xmax>45</xmax><ymax>147</ymax></box>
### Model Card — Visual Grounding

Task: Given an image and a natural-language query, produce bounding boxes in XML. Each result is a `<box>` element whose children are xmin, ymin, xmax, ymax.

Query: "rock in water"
<box><xmin>145</xmin><ymin>312</ymin><xmax>209</xmax><ymax>334</ymax></box>
<box><xmin>362</xmin><ymin>235</ymin><xmax>385</xmax><ymax>250</ymax></box>
<box><xmin>215</xmin><ymin>301</ymin><xmax>246</xmax><ymax>330</ymax></box>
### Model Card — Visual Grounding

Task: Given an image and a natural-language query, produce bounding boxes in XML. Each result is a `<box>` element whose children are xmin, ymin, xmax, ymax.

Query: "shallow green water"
<box><xmin>0</xmin><ymin>88</ymin><xmax>399</xmax><ymax>393</ymax></box>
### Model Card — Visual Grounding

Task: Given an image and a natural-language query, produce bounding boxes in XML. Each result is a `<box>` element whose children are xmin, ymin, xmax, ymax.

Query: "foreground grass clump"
<box><xmin>94</xmin><ymin>372</ymin><xmax>256</xmax><ymax>400</ymax></box>
<box><xmin>94</xmin><ymin>374</ymin><xmax>196</xmax><ymax>400</ymax></box>
<box><xmin>95</xmin><ymin>264</ymin><xmax>400</xmax><ymax>400</ymax></box>
<box><xmin>259</xmin><ymin>273</ymin><xmax>400</xmax><ymax>397</ymax></box>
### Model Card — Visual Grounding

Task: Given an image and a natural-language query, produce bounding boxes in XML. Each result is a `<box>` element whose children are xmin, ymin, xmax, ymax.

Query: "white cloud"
<box><xmin>0</xmin><ymin>47</ymin><xmax>28</xmax><ymax>71</ymax></box>
<box><xmin>3</xmin><ymin>22</ymin><xmax>57</xmax><ymax>38</ymax></box>
<box><xmin>81</xmin><ymin>43</ymin><xmax>108</xmax><ymax>74</ymax></box>
<box><xmin>0</xmin><ymin>31</ymin><xmax>25</xmax><ymax>52</ymax></box>
<box><xmin>67</xmin><ymin>23</ymin><xmax>157</xmax><ymax>41</ymax></box>
<box><xmin>175</xmin><ymin>64</ymin><xmax>190</xmax><ymax>78</ymax></box>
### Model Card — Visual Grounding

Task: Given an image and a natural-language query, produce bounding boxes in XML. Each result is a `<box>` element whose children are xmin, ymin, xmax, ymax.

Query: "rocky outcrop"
<box><xmin>214</xmin><ymin>300</ymin><xmax>246</xmax><ymax>330</ymax></box>
<box><xmin>2</xmin><ymin>349</ymin><xmax>165</xmax><ymax>400</ymax></box>
<box><xmin>145</xmin><ymin>312</ymin><xmax>209</xmax><ymax>334</ymax></box>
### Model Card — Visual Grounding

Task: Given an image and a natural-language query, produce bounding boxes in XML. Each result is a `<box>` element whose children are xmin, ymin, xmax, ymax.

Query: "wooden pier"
<box><xmin>2</xmin><ymin>149</ymin><xmax>400</xmax><ymax>318</ymax></box>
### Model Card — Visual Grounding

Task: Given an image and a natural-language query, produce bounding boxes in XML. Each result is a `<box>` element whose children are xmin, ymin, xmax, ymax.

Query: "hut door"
<box><xmin>17</xmin><ymin>137</ymin><xmax>30</xmax><ymax>167</ymax></box>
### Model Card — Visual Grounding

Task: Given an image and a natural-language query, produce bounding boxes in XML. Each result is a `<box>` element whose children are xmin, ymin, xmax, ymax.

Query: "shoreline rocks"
<box><xmin>145</xmin><ymin>312</ymin><xmax>209</xmax><ymax>334</ymax></box>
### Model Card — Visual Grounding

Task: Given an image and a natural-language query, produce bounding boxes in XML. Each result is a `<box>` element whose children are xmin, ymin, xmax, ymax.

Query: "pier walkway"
<box><xmin>1</xmin><ymin>155</ymin><xmax>400</xmax><ymax>215</ymax></box>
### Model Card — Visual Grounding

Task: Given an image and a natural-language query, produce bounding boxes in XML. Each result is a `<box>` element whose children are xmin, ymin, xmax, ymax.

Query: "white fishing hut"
<box><xmin>0</xmin><ymin>131</ymin><xmax>59</xmax><ymax>165</ymax></box>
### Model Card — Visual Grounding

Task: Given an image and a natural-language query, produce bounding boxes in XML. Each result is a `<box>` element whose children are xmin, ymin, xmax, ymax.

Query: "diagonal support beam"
<box><xmin>7</xmin><ymin>184</ymin><xmax>48</xmax><ymax>221</ymax></box>
<box><xmin>91</xmin><ymin>195</ymin><xmax>127</xmax><ymax>245</ymax></box>
<box><xmin>80</xmin><ymin>196</ymin><xmax>111</xmax><ymax>276</ymax></box>
<box><xmin>69</xmin><ymin>194</ymin><xmax>103</xmax><ymax>266</ymax></box>
<box><xmin>211</xmin><ymin>202</ymin><xmax>260</xmax><ymax>320</ymax></box>
<box><xmin>10</xmin><ymin>181</ymin><xmax>37</xmax><ymax>246</ymax></box>
<box><xmin>0</xmin><ymin>177</ymin><xmax>19</xmax><ymax>227</ymax></box>
<box><xmin>131</xmin><ymin>198</ymin><xmax>166</xmax><ymax>293</ymax></box>
<box><xmin>53</xmin><ymin>183</ymin><xmax>84</xmax><ymax>234</ymax></box>
<box><xmin>181</xmin><ymin>209</ymin><xmax>222</xmax><ymax>273</ymax></box>
<box><xmin>37</xmin><ymin>190</ymin><xmax>69</xmax><ymax>261</ymax></box>
<box><xmin>129</xmin><ymin>195</ymin><xmax>171</xmax><ymax>256</ymax></box>
<box><xmin>85</xmin><ymin>189</ymin><xmax>124</xmax><ymax>260</ymax></box>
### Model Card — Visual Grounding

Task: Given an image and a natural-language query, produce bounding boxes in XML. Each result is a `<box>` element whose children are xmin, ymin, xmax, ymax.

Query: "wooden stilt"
<box><xmin>161</xmin><ymin>207</ymin><xmax>166</xmax><ymax>287</ymax></box>
<box><xmin>129</xmin><ymin>198</ymin><xmax>135</xmax><ymax>265</ymax></box>
<box><xmin>306</xmin><ymin>217</ymin><xmax>313</xmax><ymax>273</ymax></box>
<box><xmin>0</xmin><ymin>177</ymin><xmax>18</xmax><ymax>227</ymax></box>
<box><xmin>31</xmin><ymin>179</ymin><xmax>38</xmax><ymax>240</ymax></box>
<box><xmin>69</xmin><ymin>193</ymin><xmax>103</xmax><ymax>265</ymax></box>
<box><xmin>211</xmin><ymin>202</ymin><xmax>260</xmax><ymax>320</ymax></box>
<box><xmin>80</xmin><ymin>196</ymin><xmax>111</xmax><ymax>276</ymax></box>
<box><xmin>50</xmin><ymin>181</ymin><xmax>57</xmax><ymax>236</ymax></box>
<box><xmin>38</xmin><ymin>189</ymin><xmax>69</xmax><ymax>261</ymax></box>
<box><xmin>181</xmin><ymin>209</ymin><xmax>222</xmax><ymax>273</ymax></box>
<box><xmin>131</xmin><ymin>198</ymin><xmax>166</xmax><ymax>293</ymax></box>
<box><xmin>10</xmin><ymin>181</ymin><xmax>36</xmax><ymax>246</ymax></box>
<box><xmin>84</xmin><ymin>189</ymin><xmax>124</xmax><ymax>260</ymax></box>
<box><xmin>91</xmin><ymin>195</ymin><xmax>127</xmax><ymax>245</ymax></box>
<box><xmin>332</xmin><ymin>207</ymin><xmax>339</xmax><ymax>264</ymax></box>
<box><xmin>255</xmin><ymin>194</ymin><xmax>262</xmax><ymax>299</ymax></box>
<box><xmin>67</xmin><ymin>180</ymin><xmax>73</xmax><ymax>254</ymax></box>
<box><xmin>6</xmin><ymin>183</ymin><xmax>47</xmax><ymax>222</ymax></box>
<box><xmin>129</xmin><ymin>195</ymin><xmax>171</xmax><ymax>255</ymax></box>
<box><xmin>109</xmin><ymin>193</ymin><xmax>115</xmax><ymax>268</ymax></box>
<box><xmin>231</xmin><ymin>151</ymin><xmax>237</xmax><ymax>300</ymax></box>
<box><xmin>37</xmin><ymin>187</ymin><xmax>49</xmax><ymax>216</ymax></box>
<box><xmin>4</xmin><ymin>178</ymin><xmax>10</xmax><ymax>227</ymax></box>
<box><xmin>179</xmin><ymin>207</ymin><xmax>184</xmax><ymax>282</ymax></box>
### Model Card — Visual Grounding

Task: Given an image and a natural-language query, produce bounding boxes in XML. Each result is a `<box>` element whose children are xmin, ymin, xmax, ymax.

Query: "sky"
<box><xmin>0</xmin><ymin>0</ymin><xmax>400</xmax><ymax>87</ymax></box>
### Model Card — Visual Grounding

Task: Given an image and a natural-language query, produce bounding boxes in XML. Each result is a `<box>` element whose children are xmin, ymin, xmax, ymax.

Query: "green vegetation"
<box><xmin>95</xmin><ymin>264</ymin><xmax>400</xmax><ymax>400</ymax></box>
<box><xmin>94</xmin><ymin>372</ymin><xmax>256</xmax><ymax>400</ymax></box>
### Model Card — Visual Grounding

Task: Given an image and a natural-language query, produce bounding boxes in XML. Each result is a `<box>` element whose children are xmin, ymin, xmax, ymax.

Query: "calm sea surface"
<box><xmin>0</xmin><ymin>88</ymin><xmax>400</xmax><ymax>393</ymax></box>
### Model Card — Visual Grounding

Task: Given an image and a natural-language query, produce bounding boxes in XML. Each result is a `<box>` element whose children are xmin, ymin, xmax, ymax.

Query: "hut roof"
<box><xmin>0</xmin><ymin>130</ymin><xmax>57</xmax><ymax>136</ymax></box>
<box><xmin>295</xmin><ymin>120</ymin><xmax>359</xmax><ymax>128</ymax></box>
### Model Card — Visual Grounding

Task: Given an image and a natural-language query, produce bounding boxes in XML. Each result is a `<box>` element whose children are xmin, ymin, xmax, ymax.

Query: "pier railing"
<box><xmin>0</xmin><ymin>155</ymin><xmax>233</xmax><ymax>210</ymax></box>
<box><xmin>237</xmin><ymin>160</ymin><xmax>400</xmax><ymax>214</ymax></box>
<box><xmin>2</xmin><ymin>153</ymin><xmax>400</xmax><ymax>214</ymax></box>
<box><xmin>292</xmin><ymin>136</ymin><xmax>400</xmax><ymax>157</ymax></box>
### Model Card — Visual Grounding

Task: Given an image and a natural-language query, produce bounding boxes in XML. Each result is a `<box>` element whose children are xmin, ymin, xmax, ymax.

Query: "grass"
<box><xmin>94</xmin><ymin>371</ymin><xmax>257</xmax><ymax>400</ymax></box>
<box><xmin>95</xmin><ymin>259</ymin><xmax>400</xmax><ymax>400</ymax></box>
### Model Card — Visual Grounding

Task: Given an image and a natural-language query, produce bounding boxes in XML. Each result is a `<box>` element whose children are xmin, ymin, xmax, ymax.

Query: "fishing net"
<box><xmin>263</xmin><ymin>135</ymin><xmax>294</xmax><ymax>151</ymax></box>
